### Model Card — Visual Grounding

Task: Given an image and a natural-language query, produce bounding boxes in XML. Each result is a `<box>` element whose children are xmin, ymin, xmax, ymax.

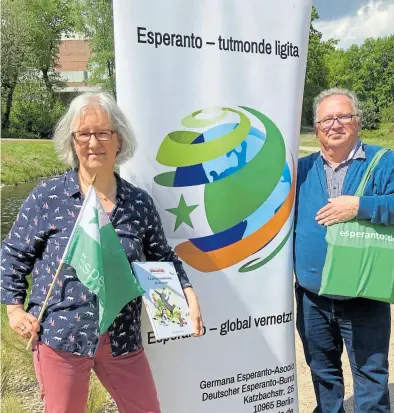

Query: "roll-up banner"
<box><xmin>113</xmin><ymin>1</ymin><xmax>312</xmax><ymax>412</ymax></box>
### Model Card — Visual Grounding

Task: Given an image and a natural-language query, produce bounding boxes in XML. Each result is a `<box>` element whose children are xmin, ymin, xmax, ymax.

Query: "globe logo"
<box><xmin>152</xmin><ymin>106</ymin><xmax>295</xmax><ymax>273</ymax></box>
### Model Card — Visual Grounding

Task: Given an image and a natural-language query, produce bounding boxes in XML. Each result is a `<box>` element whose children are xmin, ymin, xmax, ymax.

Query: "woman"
<box><xmin>1</xmin><ymin>91</ymin><xmax>203</xmax><ymax>413</ymax></box>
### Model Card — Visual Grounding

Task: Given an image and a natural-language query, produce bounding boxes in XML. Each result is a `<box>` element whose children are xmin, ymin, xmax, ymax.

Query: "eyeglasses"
<box><xmin>316</xmin><ymin>114</ymin><xmax>358</xmax><ymax>131</ymax></box>
<box><xmin>72</xmin><ymin>130</ymin><xmax>116</xmax><ymax>143</ymax></box>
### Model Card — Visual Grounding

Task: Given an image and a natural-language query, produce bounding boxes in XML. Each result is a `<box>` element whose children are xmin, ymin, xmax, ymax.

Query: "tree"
<box><xmin>326</xmin><ymin>47</ymin><xmax>356</xmax><ymax>90</ymax></box>
<box><xmin>1</xmin><ymin>0</ymin><xmax>76</xmax><ymax>134</ymax></box>
<box><xmin>1</xmin><ymin>0</ymin><xmax>32</xmax><ymax>130</ymax></box>
<box><xmin>74</xmin><ymin>0</ymin><xmax>116</xmax><ymax>96</ymax></box>
<box><xmin>326</xmin><ymin>36</ymin><xmax>394</xmax><ymax>114</ymax></box>
<box><xmin>27</xmin><ymin>0</ymin><xmax>75</xmax><ymax>97</ymax></box>
<box><xmin>302</xmin><ymin>7</ymin><xmax>337</xmax><ymax>125</ymax></box>
<box><xmin>356</xmin><ymin>37</ymin><xmax>394</xmax><ymax>110</ymax></box>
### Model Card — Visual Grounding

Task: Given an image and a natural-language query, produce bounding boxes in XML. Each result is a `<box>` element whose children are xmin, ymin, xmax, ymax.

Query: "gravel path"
<box><xmin>295</xmin><ymin>143</ymin><xmax>394</xmax><ymax>410</ymax></box>
<box><xmin>299</xmin><ymin>146</ymin><xmax>319</xmax><ymax>152</ymax></box>
<box><xmin>296</xmin><ymin>306</ymin><xmax>394</xmax><ymax>412</ymax></box>
<box><xmin>7</xmin><ymin>306</ymin><xmax>393</xmax><ymax>412</ymax></box>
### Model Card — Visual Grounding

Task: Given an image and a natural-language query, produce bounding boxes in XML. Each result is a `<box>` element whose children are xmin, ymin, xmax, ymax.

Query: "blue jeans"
<box><xmin>295</xmin><ymin>284</ymin><xmax>391</xmax><ymax>413</ymax></box>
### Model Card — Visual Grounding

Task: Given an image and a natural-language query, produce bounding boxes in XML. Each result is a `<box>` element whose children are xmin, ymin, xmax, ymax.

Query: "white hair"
<box><xmin>53</xmin><ymin>90</ymin><xmax>137</xmax><ymax>167</ymax></box>
<box><xmin>313</xmin><ymin>88</ymin><xmax>362</xmax><ymax>124</ymax></box>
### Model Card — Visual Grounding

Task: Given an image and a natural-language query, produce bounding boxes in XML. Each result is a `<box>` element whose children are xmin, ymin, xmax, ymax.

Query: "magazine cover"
<box><xmin>132</xmin><ymin>262</ymin><xmax>193</xmax><ymax>339</ymax></box>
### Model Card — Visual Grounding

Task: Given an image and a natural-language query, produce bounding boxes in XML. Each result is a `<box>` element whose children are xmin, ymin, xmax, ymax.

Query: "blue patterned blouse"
<box><xmin>1</xmin><ymin>169</ymin><xmax>191</xmax><ymax>356</ymax></box>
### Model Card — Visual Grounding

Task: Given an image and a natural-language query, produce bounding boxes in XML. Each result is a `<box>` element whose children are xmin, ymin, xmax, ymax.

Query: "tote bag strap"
<box><xmin>355</xmin><ymin>148</ymin><xmax>389</xmax><ymax>196</ymax></box>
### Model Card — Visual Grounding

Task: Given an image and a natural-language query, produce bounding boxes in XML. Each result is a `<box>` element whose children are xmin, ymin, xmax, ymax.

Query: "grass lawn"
<box><xmin>1</xmin><ymin>139</ymin><xmax>109</xmax><ymax>409</ymax></box>
<box><xmin>1</xmin><ymin>129</ymin><xmax>392</xmax><ymax>410</ymax></box>
<box><xmin>1</xmin><ymin>276</ymin><xmax>113</xmax><ymax>412</ymax></box>
<box><xmin>298</xmin><ymin>150</ymin><xmax>312</xmax><ymax>158</ymax></box>
<box><xmin>1</xmin><ymin>123</ymin><xmax>392</xmax><ymax>186</ymax></box>
<box><xmin>1</xmin><ymin>140</ymin><xmax>69</xmax><ymax>186</ymax></box>
<box><xmin>1</xmin><ymin>306</ymin><xmax>35</xmax><ymax>413</ymax></box>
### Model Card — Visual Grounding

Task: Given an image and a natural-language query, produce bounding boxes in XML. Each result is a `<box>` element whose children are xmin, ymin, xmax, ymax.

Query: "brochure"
<box><xmin>132</xmin><ymin>261</ymin><xmax>193</xmax><ymax>339</ymax></box>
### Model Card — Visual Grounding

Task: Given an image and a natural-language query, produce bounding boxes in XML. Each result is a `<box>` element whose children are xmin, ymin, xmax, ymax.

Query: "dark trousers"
<box><xmin>295</xmin><ymin>284</ymin><xmax>391</xmax><ymax>413</ymax></box>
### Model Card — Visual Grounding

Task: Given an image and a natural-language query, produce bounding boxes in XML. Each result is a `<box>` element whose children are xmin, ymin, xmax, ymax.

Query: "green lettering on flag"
<box><xmin>62</xmin><ymin>186</ymin><xmax>144</xmax><ymax>333</ymax></box>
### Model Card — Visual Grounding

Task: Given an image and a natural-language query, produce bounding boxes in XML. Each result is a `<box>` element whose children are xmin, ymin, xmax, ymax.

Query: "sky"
<box><xmin>313</xmin><ymin>0</ymin><xmax>394</xmax><ymax>49</ymax></box>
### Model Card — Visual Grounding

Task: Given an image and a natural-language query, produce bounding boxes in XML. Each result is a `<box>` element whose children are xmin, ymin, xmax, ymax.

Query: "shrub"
<box><xmin>360</xmin><ymin>122</ymin><xmax>394</xmax><ymax>147</ymax></box>
<box><xmin>10</xmin><ymin>79</ymin><xmax>66</xmax><ymax>138</ymax></box>
<box><xmin>360</xmin><ymin>100</ymin><xmax>381</xmax><ymax>130</ymax></box>
<box><xmin>381</xmin><ymin>102</ymin><xmax>394</xmax><ymax>123</ymax></box>
<box><xmin>1</xmin><ymin>128</ymin><xmax>41</xmax><ymax>139</ymax></box>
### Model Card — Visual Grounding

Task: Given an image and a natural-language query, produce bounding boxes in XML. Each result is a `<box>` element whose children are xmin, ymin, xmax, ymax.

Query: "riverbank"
<box><xmin>1</xmin><ymin>136</ymin><xmax>393</xmax><ymax>412</ymax></box>
<box><xmin>1</xmin><ymin>123</ymin><xmax>394</xmax><ymax>185</ymax></box>
<box><xmin>1</xmin><ymin>140</ymin><xmax>69</xmax><ymax>186</ymax></box>
<box><xmin>0</xmin><ymin>178</ymin><xmax>117</xmax><ymax>412</ymax></box>
<box><xmin>1</xmin><ymin>294</ymin><xmax>117</xmax><ymax>413</ymax></box>
<box><xmin>2</xmin><ymin>126</ymin><xmax>392</xmax><ymax>186</ymax></box>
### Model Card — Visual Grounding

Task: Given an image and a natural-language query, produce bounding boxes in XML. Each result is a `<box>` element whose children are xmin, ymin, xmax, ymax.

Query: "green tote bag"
<box><xmin>319</xmin><ymin>148</ymin><xmax>394</xmax><ymax>303</ymax></box>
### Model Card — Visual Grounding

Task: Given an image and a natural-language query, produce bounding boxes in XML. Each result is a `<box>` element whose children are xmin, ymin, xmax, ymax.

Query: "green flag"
<box><xmin>62</xmin><ymin>185</ymin><xmax>144</xmax><ymax>333</ymax></box>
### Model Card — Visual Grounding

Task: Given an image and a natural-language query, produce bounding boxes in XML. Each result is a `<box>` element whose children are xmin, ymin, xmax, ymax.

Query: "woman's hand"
<box><xmin>183</xmin><ymin>288</ymin><xmax>204</xmax><ymax>337</ymax></box>
<box><xmin>7</xmin><ymin>305</ymin><xmax>40</xmax><ymax>341</ymax></box>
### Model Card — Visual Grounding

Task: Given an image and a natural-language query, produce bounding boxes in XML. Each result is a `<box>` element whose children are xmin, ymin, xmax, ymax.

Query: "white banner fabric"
<box><xmin>114</xmin><ymin>2</ymin><xmax>312</xmax><ymax>412</ymax></box>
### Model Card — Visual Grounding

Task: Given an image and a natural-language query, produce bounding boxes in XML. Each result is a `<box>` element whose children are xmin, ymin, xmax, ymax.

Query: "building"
<box><xmin>57</xmin><ymin>34</ymin><xmax>95</xmax><ymax>96</ymax></box>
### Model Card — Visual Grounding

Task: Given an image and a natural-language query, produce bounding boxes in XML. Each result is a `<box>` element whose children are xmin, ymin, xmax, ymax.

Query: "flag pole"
<box><xmin>26</xmin><ymin>262</ymin><xmax>65</xmax><ymax>350</ymax></box>
<box><xmin>26</xmin><ymin>173</ymin><xmax>97</xmax><ymax>350</ymax></box>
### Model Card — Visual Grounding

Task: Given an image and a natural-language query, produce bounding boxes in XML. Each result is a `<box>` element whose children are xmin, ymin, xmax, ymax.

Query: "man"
<box><xmin>294</xmin><ymin>88</ymin><xmax>394</xmax><ymax>412</ymax></box>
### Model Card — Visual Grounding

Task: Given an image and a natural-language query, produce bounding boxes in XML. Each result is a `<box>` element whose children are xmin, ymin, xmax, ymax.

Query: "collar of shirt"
<box><xmin>64</xmin><ymin>169</ymin><xmax>127</xmax><ymax>201</ymax></box>
<box><xmin>320</xmin><ymin>138</ymin><xmax>366</xmax><ymax>168</ymax></box>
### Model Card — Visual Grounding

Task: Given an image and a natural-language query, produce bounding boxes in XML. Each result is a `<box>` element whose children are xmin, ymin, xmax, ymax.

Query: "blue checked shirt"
<box><xmin>320</xmin><ymin>140</ymin><xmax>366</xmax><ymax>198</ymax></box>
<box><xmin>1</xmin><ymin>169</ymin><xmax>191</xmax><ymax>356</ymax></box>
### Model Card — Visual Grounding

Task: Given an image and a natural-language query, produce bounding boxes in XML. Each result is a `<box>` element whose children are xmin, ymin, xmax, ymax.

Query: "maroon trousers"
<box><xmin>33</xmin><ymin>334</ymin><xmax>161</xmax><ymax>413</ymax></box>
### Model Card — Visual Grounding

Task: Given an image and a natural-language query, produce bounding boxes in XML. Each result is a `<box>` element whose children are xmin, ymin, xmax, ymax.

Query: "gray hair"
<box><xmin>53</xmin><ymin>90</ymin><xmax>137</xmax><ymax>167</ymax></box>
<box><xmin>313</xmin><ymin>88</ymin><xmax>362</xmax><ymax>124</ymax></box>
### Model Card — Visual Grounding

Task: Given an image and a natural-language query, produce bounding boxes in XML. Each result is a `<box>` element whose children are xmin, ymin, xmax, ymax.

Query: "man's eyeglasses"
<box><xmin>72</xmin><ymin>130</ymin><xmax>116</xmax><ymax>143</ymax></box>
<box><xmin>316</xmin><ymin>114</ymin><xmax>358</xmax><ymax>131</ymax></box>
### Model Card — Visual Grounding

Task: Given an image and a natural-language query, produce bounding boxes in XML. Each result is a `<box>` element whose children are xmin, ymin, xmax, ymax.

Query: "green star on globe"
<box><xmin>166</xmin><ymin>195</ymin><xmax>198</xmax><ymax>231</ymax></box>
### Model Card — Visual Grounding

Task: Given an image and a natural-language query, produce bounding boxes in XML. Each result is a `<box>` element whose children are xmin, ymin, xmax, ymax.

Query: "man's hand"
<box><xmin>316</xmin><ymin>196</ymin><xmax>360</xmax><ymax>226</ymax></box>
